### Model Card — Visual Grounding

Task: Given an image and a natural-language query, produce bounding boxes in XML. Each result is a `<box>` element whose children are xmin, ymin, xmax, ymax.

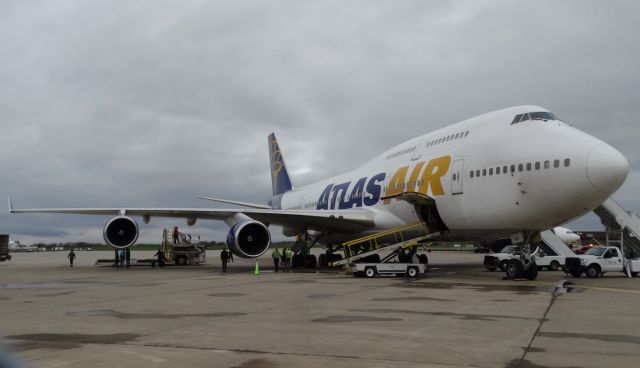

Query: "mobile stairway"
<box><xmin>329</xmin><ymin>222</ymin><xmax>437</xmax><ymax>273</ymax></box>
<box><xmin>593</xmin><ymin>198</ymin><xmax>640</xmax><ymax>259</ymax></box>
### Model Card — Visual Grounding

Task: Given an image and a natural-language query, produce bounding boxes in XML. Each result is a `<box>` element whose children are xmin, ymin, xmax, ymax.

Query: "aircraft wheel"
<box><xmin>175</xmin><ymin>256</ymin><xmax>187</xmax><ymax>266</ymax></box>
<box><xmin>486</xmin><ymin>267</ymin><xmax>496</xmax><ymax>272</ymax></box>
<box><xmin>505</xmin><ymin>260</ymin><xmax>523</xmax><ymax>279</ymax></box>
<box><xmin>549</xmin><ymin>261</ymin><xmax>560</xmax><ymax>271</ymax></box>
<box><xmin>499</xmin><ymin>260</ymin><xmax>509</xmax><ymax>272</ymax></box>
<box><xmin>318</xmin><ymin>254</ymin><xmax>326</xmax><ymax>267</ymax></box>
<box><xmin>524</xmin><ymin>262</ymin><xmax>538</xmax><ymax>281</ymax></box>
<box><xmin>304</xmin><ymin>255</ymin><xmax>317</xmax><ymax>268</ymax></box>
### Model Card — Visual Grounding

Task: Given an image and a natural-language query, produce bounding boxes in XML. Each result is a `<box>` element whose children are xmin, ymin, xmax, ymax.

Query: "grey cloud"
<box><xmin>1</xmin><ymin>0</ymin><xmax>639</xmax><ymax>244</ymax></box>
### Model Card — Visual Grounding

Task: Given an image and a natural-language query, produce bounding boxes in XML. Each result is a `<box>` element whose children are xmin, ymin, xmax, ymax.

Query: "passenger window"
<box><xmin>465</xmin><ymin>131</ymin><xmax>469</xmax><ymax>137</ymax></box>
<box><xmin>564</xmin><ymin>158</ymin><xmax>570</xmax><ymax>167</ymax></box>
<box><xmin>489</xmin><ymin>168</ymin><xmax>493</xmax><ymax>175</ymax></box>
<box><xmin>535</xmin><ymin>162</ymin><xmax>540</xmax><ymax>170</ymax></box>
<box><xmin>454</xmin><ymin>133</ymin><xmax>460</xmax><ymax>139</ymax></box>
<box><xmin>510</xmin><ymin>165</ymin><xmax>515</xmax><ymax>173</ymax></box>
<box><xmin>482</xmin><ymin>169</ymin><xmax>486</xmax><ymax>176</ymax></box>
<box><xmin>496</xmin><ymin>167</ymin><xmax>500</xmax><ymax>174</ymax></box>
<box><xmin>470</xmin><ymin>171</ymin><xmax>474</xmax><ymax>178</ymax></box>
<box><xmin>453</xmin><ymin>173</ymin><xmax>457</xmax><ymax>180</ymax></box>
<box><xmin>503</xmin><ymin>165</ymin><xmax>508</xmax><ymax>173</ymax></box>
<box><xmin>518</xmin><ymin>164</ymin><xmax>523</xmax><ymax>172</ymax></box>
<box><xmin>554</xmin><ymin>159</ymin><xmax>560</xmax><ymax>168</ymax></box>
<box><xmin>526</xmin><ymin>163</ymin><xmax>532</xmax><ymax>171</ymax></box>
<box><xmin>544</xmin><ymin>160</ymin><xmax>550</xmax><ymax>169</ymax></box>
<box><xmin>476</xmin><ymin>170</ymin><xmax>480</xmax><ymax>177</ymax></box>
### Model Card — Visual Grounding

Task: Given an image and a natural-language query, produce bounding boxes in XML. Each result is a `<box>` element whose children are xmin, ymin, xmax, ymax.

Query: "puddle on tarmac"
<box><xmin>393</xmin><ymin>281</ymin><xmax>547</xmax><ymax>295</ymax></box>
<box><xmin>0</xmin><ymin>282</ymin><xmax>103</xmax><ymax>289</ymax></box>
<box><xmin>308</xmin><ymin>293</ymin><xmax>335</xmax><ymax>299</ymax></box>
<box><xmin>349</xmin><ymin>308</ymin><xmax>538</xmax><ymax>322</ymax></box>
<box><xmin>312</xmin><ymin>315</ymin><xmax>402</xmax><ymax>323</ymax></box>
<box><xmin>208</xmin><ymin>292</ymin><xmax>247</xmax><ymax>297</ymax></box>
<box><xmin>6</xmin><ymin>333</ymin><xmax>140</xmax><ymax>351</ymax></box>
<box><xmin>67</xmin><ymin>309</ymin><xmax>245</xmax><ymax>319</ymax></box>
<box><xmin>286</xmin><ymin>279</ymin><xmax>317</xmax><ymax>284</ymax></box>
<box><xmin>538</xmin><ymin>332</ymin><xmax>640</xmax><ymax>345</ymax></box>
<box><xmin>504</xmin><ymin>359</ymin><xmax>579</xmax><ymax>368</ymax></box>
<box><xmin>371</xmin><ymin>296</ymin><xmax>454</xmax><ymax>302</ymax></box>
<box><xmin>34</xmin><ymin>291</ymin><xmax>76</xmax><ymax>297</ymax></box>
<box><xmin>231</xmin><ymin>358</ymin><xmax>278</xmax><ymax>368</ymax></box>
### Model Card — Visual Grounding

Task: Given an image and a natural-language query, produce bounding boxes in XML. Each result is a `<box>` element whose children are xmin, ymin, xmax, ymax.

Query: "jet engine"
<box><xmin>103</xmin><ymin>216</ymin><xmax>139</xmax><ymax>249</ymax></box>
<box><xmin>226</xmin><ymin>220</ymin><xmax>271</xmax><ymax>258</ymax></box>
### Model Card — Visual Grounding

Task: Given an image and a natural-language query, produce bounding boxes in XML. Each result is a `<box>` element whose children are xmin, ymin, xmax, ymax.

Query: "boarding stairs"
<box><xmin>593</xmin><ymin>198</ymin><xmax>640</xmax><ymax>258</ymax></box>
<box><xmin>330</xmin><ymin>222</ymin><xmax>437</xmax><ymax>268</ymax></box>
<box><xmin>536</xmin><ymin>230</ymin><xmax>575</xmax><ymax>257</ymax></box>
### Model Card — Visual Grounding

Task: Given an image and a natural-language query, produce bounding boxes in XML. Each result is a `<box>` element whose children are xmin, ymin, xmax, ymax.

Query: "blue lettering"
<box><xmin>341</xmin><ymin>177</ymin><xmax>366</xmax><ymax>209</ymax></box>
<box><xmin>330</xmin><ymin>182</ymin><xmax>350</xmax><ymax>210</ymax></box>
<box><xmin>316</xmin><ymin>184</ymin><xmax>333</xmax><ymax>210</ymax></box>
<box><xmin>364</xmin><ymin>173</ymin><xmax>385</xmax><ymax>206</ymax></box>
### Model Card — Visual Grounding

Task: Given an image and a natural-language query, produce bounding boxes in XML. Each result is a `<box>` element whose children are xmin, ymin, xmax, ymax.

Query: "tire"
<box><xmin>499</xmin><ymin>260</ymin><xmax>509</xmax><ymax>272</ymax></box>
<box><xmin>486</xmin><ymin>267</ymin><xmax>496</xmax><ymax>272</ymax></box>
<box><xmin>304</xmin><ymin>255</ymin><xmax>317</xmax><ymax>268</ymax></box>
<box><xmin>505</xmin><ymin>260</ymin><xmax>523</xmax><ymax>279</ymax></box>
<box><xmin>175</xmin><ymin>256</ymin><xmax>187</xmax><ymax>265</ymax></box>
<box><xmin>318</xmin><ymin>254</ymin><xmax>326</xmax><ymax>267</ymax></box>
<box><xmin>570</xmin><ymin>270</ymin><xmax>583</xmax><ymax>278</ymax></box>
<box><xmin>631</xmin><ymin>272</ymin><xmax>638</xmax><ymax>278</ymax></box>
<box><xmin>364</xmin><ymin>267</ymin><xmax>376</xmax><ymax>278</ymax></box>
<box><xmin>406</xmin><ymin>267</ymin><xmax>419</xmax><ymax>278</ymax></box>
<box><xmin>585</xmin><ymin>265</ymin><xmax>600</xmax><ymax>278</ymax></box>
<box><xmin>549</xmin><ymin>261</ymin><xmax>560</xmax><ymax>272</ymax></box>
<box><xmin>524</xmin><ymin>262</ymin><xmax>539</xmax><ymax>281</ymax></box>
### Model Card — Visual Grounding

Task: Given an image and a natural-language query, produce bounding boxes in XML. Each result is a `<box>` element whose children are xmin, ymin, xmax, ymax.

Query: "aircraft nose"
<box><xmin>586</xmin><ymin>143</ymin><xmax>629</xmax><ymax>193</ymax></box>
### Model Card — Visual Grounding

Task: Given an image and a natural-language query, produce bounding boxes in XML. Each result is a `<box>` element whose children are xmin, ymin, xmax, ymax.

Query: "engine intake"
<box><xmin>226</xmin><ymin>220</ymin><xmax>271</xmax><ymax>258</ymax></box>
<box><xmin>103</xmin><ymin>216</ymin><xmax>139</xmax><ymax>249</ymax></box>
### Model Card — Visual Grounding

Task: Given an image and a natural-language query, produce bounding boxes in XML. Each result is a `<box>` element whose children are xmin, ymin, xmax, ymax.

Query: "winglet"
<box><xmin>8</xmin><ymin>198</ymin><xmax>13</xmax><ymax>213</ymax></box>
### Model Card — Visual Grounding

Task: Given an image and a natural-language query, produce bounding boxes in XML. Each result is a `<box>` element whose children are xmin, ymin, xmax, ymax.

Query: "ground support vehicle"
<box><xmin>565</xmin><ymin>246</ymin><xmax>640</xmax><ymax>278</ymax></box>
<box><xmin>352</xmin><ymin>262</ymin><xmax>425</xmax><ymax>278</ymax></box>
<box><xmin>0</xmin><ymin>235</ymin><xmax>10</xmax><ymax>262</ymax></box>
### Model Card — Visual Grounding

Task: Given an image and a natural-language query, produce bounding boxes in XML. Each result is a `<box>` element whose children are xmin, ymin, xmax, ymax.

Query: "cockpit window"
<box><xmin>511</xmin><ymin>111</ymin><xmax>557</xmax><ymax>125</ymax></box>
<box><xmin>530</xmin><ymin>112</ymin><xmax>556</xmax><ymax>121</ymax></box>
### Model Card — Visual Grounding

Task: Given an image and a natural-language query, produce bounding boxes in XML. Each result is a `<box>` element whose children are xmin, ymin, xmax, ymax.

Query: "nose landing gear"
<box><xmin>504</xmin><ymin>232</ymin><xmax>539</xmax><ymax>281</ymax></box>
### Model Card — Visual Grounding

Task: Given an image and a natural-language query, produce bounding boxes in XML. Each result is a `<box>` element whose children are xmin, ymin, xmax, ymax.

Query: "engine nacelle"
<box><xmin>103</xmin><ymin>216</ymin><xmax>139</xmax><ymax>249</ymax></box>
<box><xmin>226</xmin><ymin>220</ymin><xmax>271</xmax><ymax>258</ymax></box>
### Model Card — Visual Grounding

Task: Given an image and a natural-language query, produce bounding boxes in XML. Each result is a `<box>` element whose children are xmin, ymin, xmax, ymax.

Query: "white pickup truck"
<box><xmin>483</xmin><ymin>246</ymin><xmax>564</xmax><ymax>272</ymax></box>
<box><xmin>565</xmin><ymin>246</ymin><xmax>640</xmax><ymax>278</ymax></box>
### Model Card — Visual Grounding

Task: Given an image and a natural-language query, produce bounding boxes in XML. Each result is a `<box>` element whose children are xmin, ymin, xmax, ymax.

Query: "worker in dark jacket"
<box><xmin>154</xmin><ymin>249</ymin><xmax>165</xmax><ymax>267</ymax></box>
<box><xmin>220</xmin><ymin>249</ymin><xmax>230</xmax><ymax>272</ymax></box>
<box><xmin>67</xmin><ymin>249</ymin><xmax>76</xmax><ymax>267</ymax></box>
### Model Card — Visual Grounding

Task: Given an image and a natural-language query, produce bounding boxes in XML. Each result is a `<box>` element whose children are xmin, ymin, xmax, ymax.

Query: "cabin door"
<box><xmin>451</xmin><ymin>159</ymin><xmax>464</xmax><ymax>195</ymax></box>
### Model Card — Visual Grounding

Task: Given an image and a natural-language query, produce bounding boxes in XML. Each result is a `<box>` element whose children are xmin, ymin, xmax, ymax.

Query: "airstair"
<box><xmin>593</xmin><ymin>198</ymin><xmax>640</xmax><ymax>258</ymax></box>
<box><xmin>536</xmin><ymin>230</ymin><xmax>575</xmax><ymax>257</ymax></box>
<box><xmin>330</xmin><ymin>222</ymin><xmax>436</xmax><ymax>268</ymax></box>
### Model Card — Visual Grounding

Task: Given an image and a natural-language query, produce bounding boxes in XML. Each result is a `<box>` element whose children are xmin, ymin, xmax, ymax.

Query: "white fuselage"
<box><xmin>276</xmin><ymin>106</ymin><xmax>628</xmax><ymax>243</ymax></box>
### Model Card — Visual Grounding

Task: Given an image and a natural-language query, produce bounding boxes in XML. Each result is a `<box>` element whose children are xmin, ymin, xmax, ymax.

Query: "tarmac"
<box><xmin>1</xmin><ymin>250</ymin><xmax>640</xmax><ymax>368</ymax></box>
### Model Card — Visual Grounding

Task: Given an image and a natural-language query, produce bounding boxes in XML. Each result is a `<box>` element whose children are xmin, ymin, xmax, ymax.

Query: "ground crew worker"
<box><xmin>281</xmin><ymin>247</ymin><xmax>288</xmax><ymax>267</ymax></box>
<box><xmin>172</xmin><ymin>226</ymin><xmax>179</xmax><ymax>244</ymax></box>
<box><xmin>220</xmin><ymin>248</ymin><xmax>229</xmax><ymax>272</ymax></box>
<box><xmin>125</xmin><ymin>248</ymin><xmax>131</xmax><ymax>269</ymax></box>
<box><xmin>119</xmin><ymin>249</ymin><xmax>126</xmax><ymax>268</ymax></box>
<box><xmin>113</xmin><ymin>249</ymin><xmax>119</xmax><ymax>268</ymax></box>
<box><xmin>67</xmin><ymin>249</ymin><xmax>76</xmax><ymax>267</ymax></box>
<box><xmin>272</xmin><ymin>248</ymin><xmax>282</xmax><ymax>272</ymax></box>
<box><xmin>154</xmin><ymin>248</ymin><xmax>165</xmax><ymax>267</ymax></box>
<box><xmin>286</xmin><ymin>248</ymin><xmax>293</xmax><ymax>268</ymax></box>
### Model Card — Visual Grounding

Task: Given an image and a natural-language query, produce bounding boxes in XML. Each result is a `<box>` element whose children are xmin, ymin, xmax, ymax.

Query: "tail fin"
<box><xmin>268</xmin><ymin>133</ymin><xmax>293</xmax><ymax>196</ymax></box>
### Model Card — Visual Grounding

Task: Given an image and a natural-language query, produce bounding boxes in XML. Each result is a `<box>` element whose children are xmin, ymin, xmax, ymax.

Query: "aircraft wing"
<box><xmin>8</xmin><ymin>199</ymin><xmax>375</xmax><ymax>233</ymax></box>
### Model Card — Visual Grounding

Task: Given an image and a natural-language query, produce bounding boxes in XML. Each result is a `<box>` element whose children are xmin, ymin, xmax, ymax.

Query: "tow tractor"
<box><xmin>330</xmin><ymin>223</ymin><xmax>434</xmax><ymax>278</ymax></box>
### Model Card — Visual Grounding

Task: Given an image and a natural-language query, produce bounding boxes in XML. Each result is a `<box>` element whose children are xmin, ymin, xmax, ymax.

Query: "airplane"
<box><xmin>8</xmin><ymin>105</ymin><xmax>629</xmax><ymax>280</ymax></box>
<box><xmin>552</xmin><ymin>226</ymin><xmax>581</xmax><ymax>246</ymax></box>
<box><xmin>8</xmin><ymin>240</ymin><xmax>36</xmax><ymax>252</ymax></box>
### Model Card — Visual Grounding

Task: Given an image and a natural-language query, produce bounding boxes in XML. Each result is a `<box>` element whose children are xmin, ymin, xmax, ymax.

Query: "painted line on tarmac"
<box><xmin>574</xmin><ymin>285</ymin><xmax>640</xmax><ymax>295</ymax></box>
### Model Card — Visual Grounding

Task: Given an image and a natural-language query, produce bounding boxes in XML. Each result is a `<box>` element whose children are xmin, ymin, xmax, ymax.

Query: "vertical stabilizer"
<box><xmin>268</xmin><ymin>133</ymin><xmax>293</xmax><ymax>196</ymax></box>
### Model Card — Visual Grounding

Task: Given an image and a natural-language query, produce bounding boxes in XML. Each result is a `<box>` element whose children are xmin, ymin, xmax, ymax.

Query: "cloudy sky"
<box><xmin>1</xmin><ymin>0</ymin><xmax>639</xmax><ymax>245</ymax></box>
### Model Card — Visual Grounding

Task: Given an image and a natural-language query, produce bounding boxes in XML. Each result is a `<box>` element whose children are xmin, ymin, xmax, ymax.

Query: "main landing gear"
<box><xmin>504</xmin><ymin>232</ymin><xmax>539</xmax><ymax>281</ymax></box>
